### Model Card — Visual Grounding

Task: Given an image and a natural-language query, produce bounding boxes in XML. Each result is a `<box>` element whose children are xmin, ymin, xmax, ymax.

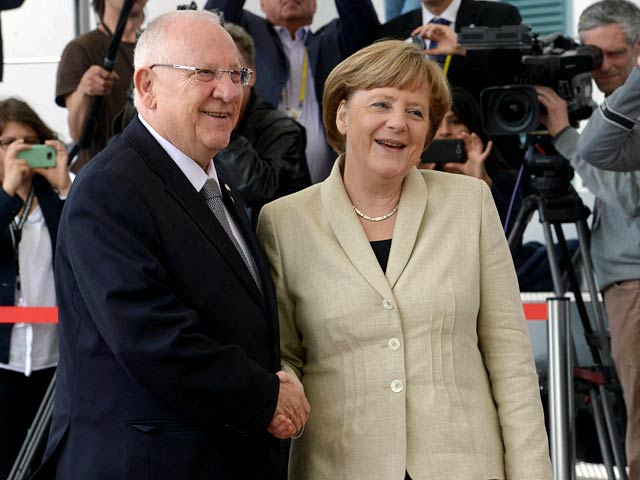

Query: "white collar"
<box><xmin>421</xmin><ymin>0</ymin><xmax>461</xmax><ymax>26</ymax></box>
<box><xmin>137</xmin><ymin>114</ymin><xmax>220</xmax><ymax>192</ymax></box>
<box><xmin>274</xmin><ymin>25</ymin><xmax>310</xmax><ymax>45</ymax></box>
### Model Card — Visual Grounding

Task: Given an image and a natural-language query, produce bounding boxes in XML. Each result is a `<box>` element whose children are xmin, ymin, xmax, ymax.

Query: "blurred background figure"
<box><xmin>204</xmin><ymin>0</ymin><xmax>379</xmax><ymax>183</ymax></box>
<box><xmin>215</xmin><ymin>22</ymin><xmax>311</xmax><ymax>229</ymax></box>
<box><xmin>56</xmin><ymin>0</ymin><xmax>147</xmax><ymax>172</ymax></box>
<box><xmin>0</xmin><ymin>97</ymin><xmax>70</xmax><ymax>479</ymax></box>
<box><xmin>421</xmin><ymin>86</ymin><xmax>518</xmax><ymax>229</ymax></box>
<box><xmin>0</xmin><ymin>0</ymin><xmax>24</xmax><ymax>82</ymax></box>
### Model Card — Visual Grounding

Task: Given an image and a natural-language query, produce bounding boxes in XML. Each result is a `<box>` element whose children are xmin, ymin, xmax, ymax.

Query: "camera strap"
<box><xmin>9</xmin><ymin>185</ymin><xmax>36</xmax><ymax>296</ymax></box>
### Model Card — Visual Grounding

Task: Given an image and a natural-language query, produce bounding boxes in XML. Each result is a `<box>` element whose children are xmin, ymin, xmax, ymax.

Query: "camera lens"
<box><xmin>481</xmin><ymin>85</ymin><xmax>539</xmax><ymax>135</ymax></box>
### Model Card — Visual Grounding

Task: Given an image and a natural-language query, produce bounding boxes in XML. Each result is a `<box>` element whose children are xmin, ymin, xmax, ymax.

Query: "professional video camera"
<box><xmin>458</xmin><ymin>25</ymin><xmax>602</xmax><ymax>135</ymax></box>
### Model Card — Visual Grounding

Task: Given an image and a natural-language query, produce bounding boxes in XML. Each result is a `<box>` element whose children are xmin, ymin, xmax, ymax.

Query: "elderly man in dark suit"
<box><xmin>33</xmin><ymin>9</ymin><xmax>309</xmax><ymax>480</ymax></box>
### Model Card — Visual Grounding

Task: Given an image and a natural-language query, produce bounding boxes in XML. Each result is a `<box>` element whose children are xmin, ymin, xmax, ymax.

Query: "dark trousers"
<box><xmin>0</xmin><ymin>367</ymin><xmax>55</xmax><ymax>479</ymax></box>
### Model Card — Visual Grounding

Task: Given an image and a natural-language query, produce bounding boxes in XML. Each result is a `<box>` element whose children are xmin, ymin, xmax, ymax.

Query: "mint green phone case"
<box><xmin>17</xmin><ymin>145</ymin><xmax>57</xmax><ymax>168</ymax></box>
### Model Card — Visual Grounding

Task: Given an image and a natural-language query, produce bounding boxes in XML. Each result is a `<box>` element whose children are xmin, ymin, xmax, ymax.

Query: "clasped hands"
<box><xmin>268</xmin><ymin>371</ymin><xmax>310</xmax><ymax>439</ymax></box>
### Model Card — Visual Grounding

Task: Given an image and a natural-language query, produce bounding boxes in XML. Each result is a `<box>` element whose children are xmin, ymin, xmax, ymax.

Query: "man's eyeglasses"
<box><xmin>0</xmin><ymin>137</ymin><xmax>40</xmax><ymax>149</ymax></box>
<box><xmin>150</xmin><ymin>64</ymin><xmax>253</xmax><ymax>86</ymax></box>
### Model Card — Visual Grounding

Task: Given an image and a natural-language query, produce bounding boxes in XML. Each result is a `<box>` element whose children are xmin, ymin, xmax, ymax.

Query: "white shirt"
<box><xmin>138</xmin><ymin>115</ymin><xmax>260</xmax><ymax>284</ymax></box>
<box><xmin>0</xmin><ymin>204</ymin><xmax>58</xmax><ymax>376</ymax></box>
<box><xmin>275</xmin><ymin>25</ymin><xmax>334</xmax><ymax>183</ymax></box>
<box><xmin>421</xmin><ymin>0</ymin><xmax>461</xmax><ymax>32</ymax></box>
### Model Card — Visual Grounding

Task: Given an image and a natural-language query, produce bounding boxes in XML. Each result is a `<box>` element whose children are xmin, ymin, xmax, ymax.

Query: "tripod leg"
<box><xmin>576</xmin><ymin>220</ymin><xmax>614</xmax><ymax>367</ymax></box>
<box><xmin>7</xmin><ymin>372</ymin><xmax>55</xmax><ymax>480</ymax></box>
<box><xmin>542</xmin><ymin>221</ymin><xmax>565</xmax><ymax>297</ymax></box>
<box><xmin>600</xmin><ymin>384</ymin><xmax>629</xmax><ymax>480</ymax></box>
<box><xmin>591</xmin><ymin>388</ymin><xmax>617</xmax><ymax>480</ymax></box>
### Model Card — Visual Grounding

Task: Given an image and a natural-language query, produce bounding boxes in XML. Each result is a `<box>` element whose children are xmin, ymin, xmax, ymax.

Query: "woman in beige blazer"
<box><xmin>257</xmin><ymin>40</ymin><xmax>552</xmax><ymax>480</ymax></box>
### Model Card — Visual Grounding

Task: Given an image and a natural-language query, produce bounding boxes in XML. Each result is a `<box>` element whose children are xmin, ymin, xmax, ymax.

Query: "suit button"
<box><xmin>390</xmin><ymin>379</ymin><xmax>404</xmax><ymax>392</ymax></box>
<box><xmin>388</xmin><ymin>338</ymin><xmax>401</xmax><ymax>351</ymax></box>
<box><xmin>382</xmin><ymin>299</ymin><xmax>394</xmax><ymax>310</ymax></box>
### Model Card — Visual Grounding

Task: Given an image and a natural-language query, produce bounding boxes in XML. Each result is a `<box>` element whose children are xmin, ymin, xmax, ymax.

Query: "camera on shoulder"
<box><xmin>458</xmin><ymin>25</ymin><xmax>602</xmax><ymax>136</ymax></box>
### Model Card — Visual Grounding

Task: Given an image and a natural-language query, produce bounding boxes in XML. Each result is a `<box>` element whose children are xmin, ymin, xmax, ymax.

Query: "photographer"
<box><xmin>215</xmin><ymin>23</ymin><xmax>311</xmax><ymax>229</ymax></box>
<box><xmin>419</xmin><ymin>87</ymin><xmax>518</xmax><ymax>228</ymax></box>
<box><xmin>577</xmin><ymin>64</ymin><xmax>640</xmax><ymax>172</ymax></box>
<box><xmin>0</xmin><ymin>97</ymin><xmax>70</xmax><ymax>478</ymax></box>
<box><xmin>536</xmin><ymin>1</ymin><xmax>640</xmax><ymax>476</ymax></box>
<box><xmin>56</xmin><ymin>0</ymin><xmax>146</xmax><ymax>172</ymax></box>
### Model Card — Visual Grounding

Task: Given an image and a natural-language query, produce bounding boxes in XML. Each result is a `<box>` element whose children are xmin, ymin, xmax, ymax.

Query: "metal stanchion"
<box><xmin>548</xmin><ymin>297</ymin><xmax>575</xmax><ymax>480</ymax></box>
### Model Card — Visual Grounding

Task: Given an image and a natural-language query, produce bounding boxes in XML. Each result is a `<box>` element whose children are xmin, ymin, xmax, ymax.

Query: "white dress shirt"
<box><xmin>0</xmin><ymin>204</ymin><xmax>58</xmax><ymax>376</ymax></box>
<box><xmin>275</xmin><ymin>25</ymin><xmax>334</xmax><ymax>183</ymax></box>
<box><xmin>421</xmin><ymin>0</ymin><xmax>461</xmax><ymax>32</ymax></box>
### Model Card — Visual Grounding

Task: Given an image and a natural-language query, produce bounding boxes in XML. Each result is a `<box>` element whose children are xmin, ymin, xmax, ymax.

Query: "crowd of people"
<box><xmin>0</xmin><ymin>0</ymin><xmax>639</xmax><ymax>478</ymax></box>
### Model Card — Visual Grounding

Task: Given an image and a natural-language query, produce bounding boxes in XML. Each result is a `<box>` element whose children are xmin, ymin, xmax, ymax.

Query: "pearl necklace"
<box><xmin>352</xmin><ymin>204</ymin><xmax>399</xmax><ymax>222</ymax></box>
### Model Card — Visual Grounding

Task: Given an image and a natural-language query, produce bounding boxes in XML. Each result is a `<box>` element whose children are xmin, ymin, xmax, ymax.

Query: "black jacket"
<box><xmin>215</xmin><ymin>91</ymin><xmax>311</xmax><ymax>228</ymax></box>
<box><xmin>378</xmin><ymin>0</ymin><xmax>522</xmax><ymax>98</ymax></box>
<box><xmin>0</xmin><ymin>175</ymin><xmax>63</xmax><ymax>363</ymax></box>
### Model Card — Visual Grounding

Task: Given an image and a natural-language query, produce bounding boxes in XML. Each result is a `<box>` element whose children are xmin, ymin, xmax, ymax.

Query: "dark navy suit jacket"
<box><xmin>34</xmin><ymin>118</ymin><xmax>283</xmax><ymax>479</ymax></box>
<box><xmin>204</xmin><ymin>0</ymin><xmax>380</xmax><ymax>112</ymax></box>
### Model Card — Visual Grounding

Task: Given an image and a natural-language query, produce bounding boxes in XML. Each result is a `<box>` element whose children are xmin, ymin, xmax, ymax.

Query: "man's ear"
<box><xmin>336</xmin><ymin>99</ymin><xmax>347</xmax><ymax>135</ymax></box>
<box><xmin>135</xmin><ymin>68</ymin><xmax>156</xmax><ymax>109</ymax></box>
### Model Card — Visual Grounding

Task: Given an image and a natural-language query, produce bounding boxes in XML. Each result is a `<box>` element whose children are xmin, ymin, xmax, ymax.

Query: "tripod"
<box><xmin>508</xmin><ymin>145</ymin><xmax>627</xmax><ymax>480</ymax></box>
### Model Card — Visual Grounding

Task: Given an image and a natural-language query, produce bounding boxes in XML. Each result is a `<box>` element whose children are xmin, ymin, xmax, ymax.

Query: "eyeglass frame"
<box><xmin>150</xmin><ymin>63</ymin><xmax>253</xmax><ymax>86</ymax></box>
<box><xmin>0</xmin><ymin>136</ymin><xmax>41</xmax><ymax>149</ymax></box>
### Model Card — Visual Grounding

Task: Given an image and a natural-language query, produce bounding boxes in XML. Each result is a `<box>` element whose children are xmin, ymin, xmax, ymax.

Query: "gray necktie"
<box><xmin>200</xmin><ymin>178</ymin><xmax>261</xmax><ymax>289</ymax></box>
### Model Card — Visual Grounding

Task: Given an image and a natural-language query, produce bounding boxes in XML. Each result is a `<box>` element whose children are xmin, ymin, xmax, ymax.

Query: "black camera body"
<box><xmin>458</xmin><ymin>25</ymin><xmax>602</xmax><ymax>135</ymax></box>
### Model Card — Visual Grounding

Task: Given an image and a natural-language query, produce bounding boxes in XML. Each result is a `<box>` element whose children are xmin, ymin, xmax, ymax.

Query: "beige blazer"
<box><xmin>257</xmin><ymin>157</ymin><xmax>552</xmax><ymax>480</ymax></box>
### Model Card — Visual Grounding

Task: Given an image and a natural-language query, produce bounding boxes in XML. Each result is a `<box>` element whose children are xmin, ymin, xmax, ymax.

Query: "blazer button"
<box><xmin>382</xmin><ymin>299</ymin><xmax>394</xmax><ymax>310</ymax></box>
<box><xmin>388</xmin><ymin>338</ymin><xmax>401</xmax><ymax>351</ymax></box>
<box><xmin>390</xmin><ymin>379</ymin><xmax>404</xmax><ymax>393</ymax></box>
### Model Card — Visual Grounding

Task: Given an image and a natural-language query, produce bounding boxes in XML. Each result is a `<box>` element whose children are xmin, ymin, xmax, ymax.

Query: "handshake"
<box><xmin>268</xmin><ymin>371</ymin><xmax>311</xmax><ymax>439</ymax></box>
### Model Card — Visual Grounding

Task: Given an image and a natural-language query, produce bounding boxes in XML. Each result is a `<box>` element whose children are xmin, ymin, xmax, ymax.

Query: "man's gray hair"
<box><xmin>578</xmin><ymin>0</ymin><xmax>640</xmax><ymax>46</ymax></box>
<box><xmin>133</xmin><ymin>9</ymin><xmax>223</xmax><ymax>108</ymax></box>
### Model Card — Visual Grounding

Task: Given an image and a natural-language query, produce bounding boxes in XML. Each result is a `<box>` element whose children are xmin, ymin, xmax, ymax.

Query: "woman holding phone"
<box><xmin>0</xmin><ymin>97</ymin><xmax>70</xmax><ymax>477</ymax></box>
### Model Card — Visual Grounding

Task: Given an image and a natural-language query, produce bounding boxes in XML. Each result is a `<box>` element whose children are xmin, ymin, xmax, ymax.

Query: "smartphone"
<box><xmin>17</xmin><ymin>145</ymin><xmax>57</xmax><ymax>168</ymax></box>
<box><xmin>421</xmin><ymin>139</ymin><xmax>466</xmax><ymax>164</ymax></box>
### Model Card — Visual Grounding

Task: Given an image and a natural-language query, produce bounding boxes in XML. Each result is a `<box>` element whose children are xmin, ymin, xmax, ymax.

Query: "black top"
<box><xmin>370</xmin><ymin>239</ymin><xmax>392</xmax><ymax>273</ymax></box>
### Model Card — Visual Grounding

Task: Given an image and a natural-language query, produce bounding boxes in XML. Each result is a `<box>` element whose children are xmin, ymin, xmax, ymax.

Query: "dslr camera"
<box><xmin>458</xmin><ymin>25</ymin><xmax>602</xmax><ymax>135</ymax></box>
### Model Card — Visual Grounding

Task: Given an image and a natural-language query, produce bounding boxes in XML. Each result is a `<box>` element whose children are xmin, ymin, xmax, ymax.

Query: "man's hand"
<box><xmin>268</xmin><ymin>371</ymin><xmax>310</xmax><ymax>439</ymax></box>
<box><xmin>535</xmin><ymin>86</ymin><xmax>570</xmax><ymax>137</ymax></box>
<box><xmin>78</xmin><ymin>65</ymin><xmax>119</xmax><ymax>98</ymax></box>
<box><xmin>411</xmin><ymin>23</ymin><xmax>466</xmax><ymax>57</ymax></box>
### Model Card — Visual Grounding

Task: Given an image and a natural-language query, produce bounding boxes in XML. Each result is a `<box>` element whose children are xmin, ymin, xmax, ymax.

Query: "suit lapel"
<box><xmin>123</xmin><ymin>119</ymin><xmax>266</xmax><ymax>310</ymax></box>
<box><xmin>385</xmin><ymin>168</ymin><xmax>427</xmax><ymax>289</ymax></box>
<box><xmin>321</xmin><ymin>157</ymin><xmax>393</xmax><ymax>299</ymax></box>
<box><xmin>455</xmin><ymin>0</ymin><xmax>475</xmax><ymax>32</ymax></box>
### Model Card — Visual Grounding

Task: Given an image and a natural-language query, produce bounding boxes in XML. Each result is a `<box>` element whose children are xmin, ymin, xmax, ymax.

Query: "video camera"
<box><xmin>458</xmin><ymin>25</ymin><xmax>602</xmax><ymax>135</ymax></box>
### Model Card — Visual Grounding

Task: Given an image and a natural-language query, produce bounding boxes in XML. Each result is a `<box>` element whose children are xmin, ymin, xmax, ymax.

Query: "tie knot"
<box><xmin>430</xmin><ymin>17</ymin><xmax>451</xmax><ymax>26</ymax></box>
<box><xmin>200</xmin><ymin>178</ymin><xmax>222</xmax><ymax>201</ymax></box>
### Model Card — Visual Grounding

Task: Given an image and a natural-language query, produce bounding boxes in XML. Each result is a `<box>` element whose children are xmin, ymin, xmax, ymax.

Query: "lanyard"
<box><xmin>9</xmin><ymin>186</ymin><xmax>36</xmax><ymax>295</ymax></box>
<box><xmin>281</xmin><ymin>48</ymin><xmax>308</xmax><ymax>121</ymax></box>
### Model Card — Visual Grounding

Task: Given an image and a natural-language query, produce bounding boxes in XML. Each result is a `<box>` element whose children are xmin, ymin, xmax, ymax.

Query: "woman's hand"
<box><xmin>1</xmin><ymin>140</ymin><xmax>32</xmax><ymax>196</ymax></box>
<box><xmin>410</xmin><ymin>23</ymin><xmax>466</xmax><ymax>57</ymax></box>
<box><xmin>34</xmin><ymin>140</ymin><xmax>72</xmax><ymax>197</ymax></box>
<box><xmin>442</xmin><ymin>132</ymin><xmax>493</xmax><ymax>187</ymax></box>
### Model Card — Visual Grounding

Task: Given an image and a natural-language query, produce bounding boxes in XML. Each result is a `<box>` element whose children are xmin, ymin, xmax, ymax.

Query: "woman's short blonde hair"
<box><xmin>322</xmin><ymin>40</ymin><xmax>451</xmax><ymax>154</ymax></box>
